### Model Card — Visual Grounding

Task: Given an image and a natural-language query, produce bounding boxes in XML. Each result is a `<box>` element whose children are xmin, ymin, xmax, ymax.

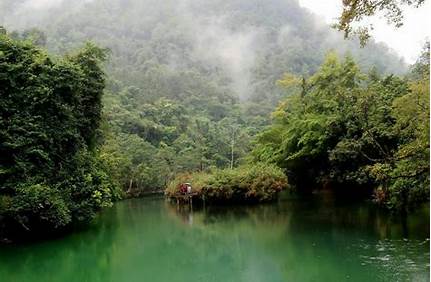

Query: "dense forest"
<box><xmin>0</xmin><ymin>34</ymin><xmax>120</xmax><ymax>238</ymax></box>
<box><xmin>1</xmin><ymin>0</ymin><xmax>406</xmax><ymax>191</ymax></box>
<box><xmin>0</xmin><ymin>0</ymin><xmax>428</xmax><ymax>237</ymax></box>
<box><xmin>253</xmin><ymin>47</ymin><xmax>430</xmax><ymax>211</ymax></box>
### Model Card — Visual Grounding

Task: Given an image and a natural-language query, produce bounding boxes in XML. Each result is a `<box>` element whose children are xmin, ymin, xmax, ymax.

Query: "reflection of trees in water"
<box><xmin>279</xmin><ymin>200</ymin><xmax>429</xmax><ymax>280</ymax></box>
<box><xmin>0</xmin><ymin>203</ymin><xmax>123</xmax><ymax>282</ymax></box>
<box><xmin>166</xmin><ymin>195</ymin><xmax>429</xmax><ymax>281</ymax></box>
<box><xmin>282</xmin><ymin>193</ymin><xmax>429</xmax><ymax>240</ymax></box>
<box><xmin>0</xmin><ymin>197</ymin><xmax>428</xmax><ymax>282</ymax></box>
<box><xmin>167</xmin><ymin>193</ymin><xmax>429</xmax><ymax>241</ymax></box>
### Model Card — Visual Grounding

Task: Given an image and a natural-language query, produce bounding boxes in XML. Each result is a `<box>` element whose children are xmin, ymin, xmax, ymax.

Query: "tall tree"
<box><xmin>253</xmin><ymin>51</ymin><xmax>429</xmax><ymax>210</ymax></box>
<box><xmin>0</xmin><ymin>33</ymin><xmax>118</xmax><ymax>238</ymax></box>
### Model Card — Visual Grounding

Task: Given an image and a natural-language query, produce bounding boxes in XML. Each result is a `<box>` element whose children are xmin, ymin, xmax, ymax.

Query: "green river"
<box><xmin>0</xmin><ymin>194</ymin><xmax>429</xmax><ymax>282</ymax></box>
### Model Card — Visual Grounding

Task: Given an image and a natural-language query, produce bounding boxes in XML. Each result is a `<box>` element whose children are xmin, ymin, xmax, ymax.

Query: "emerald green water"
<box><xmin>0</xmin><ymin>195</ymin><xmax>429</xmax><ymax>282</ymax></box>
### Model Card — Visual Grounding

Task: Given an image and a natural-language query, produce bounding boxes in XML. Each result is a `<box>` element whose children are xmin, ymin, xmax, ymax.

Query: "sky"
<box><xmin>298</xmin><ymin>0</ymin><xmax>430</xmax><ymax>64</ymax></box>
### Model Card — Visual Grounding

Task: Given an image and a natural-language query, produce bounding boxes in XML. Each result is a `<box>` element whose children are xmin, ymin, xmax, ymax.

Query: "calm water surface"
<box><xmin>0</xmin><ymin>194</ymin><xmax>429</xmax><ymax>282</ymax></box>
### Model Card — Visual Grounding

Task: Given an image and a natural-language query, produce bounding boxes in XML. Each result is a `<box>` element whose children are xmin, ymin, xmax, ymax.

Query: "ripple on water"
<box><xmin>357</xmin><ymin>238</ymin><xmax>430</xmax><ymax>281</ymax></box>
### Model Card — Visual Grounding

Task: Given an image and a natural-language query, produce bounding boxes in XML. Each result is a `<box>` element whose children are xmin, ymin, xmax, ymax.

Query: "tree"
<box><xmin>253</xmin><ymin>51</ymin><xmax>429</xmax><ymax>210</ymax></box>
<box><xmin>0</xmin><ymin>34</ymin><xmax>118</xmax><ymax>238</ymax></box>
<box><xmin>5</xmin><ymin>0</ymin><xmax>407</xmax><ymax>201</ymax></box>
<box><xmin>16</xmin><ymin>28</ymin><xmax>47</xmax><ymax>46</ymax></box>
<box><xmin>369</xmin><ymin>43</ymin><xmax>430</xmax><ymax>211</ymax></box>
<box><xmin>335</xmin><ymin>0</ymin><xmax>426</xmax><ymax>45</ymax></box>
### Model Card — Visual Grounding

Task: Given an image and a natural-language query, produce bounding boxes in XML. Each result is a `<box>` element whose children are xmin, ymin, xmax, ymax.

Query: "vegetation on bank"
<box><xmin>0</xmin><ymin>34</ymin><xmax>120</xmax><ymax>237</ymax></box>
<box><xmin>1</xmin><ymin>0</ymin><xmax>408</xmax><ymax>197</ymax></box>
<box><xmin>165</xmin><ymin>164</ymin><xmax>288</xmax><ymax>203</ymax></box>
<box><xmin>252</xmin><ymin>45</ymin><xmax>430</xmax><ymax>212</ymax></box>
<box><xmin>0</xmin><ymin>0</ymin><xmax>427</xmax><ymax>245</ymax></box>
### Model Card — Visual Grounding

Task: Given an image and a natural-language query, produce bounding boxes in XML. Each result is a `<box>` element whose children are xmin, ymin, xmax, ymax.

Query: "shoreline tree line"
<box><xmin>0</xmin><ymin>0</ymin><xmax>428</xmax><ymax>239</ymax></box>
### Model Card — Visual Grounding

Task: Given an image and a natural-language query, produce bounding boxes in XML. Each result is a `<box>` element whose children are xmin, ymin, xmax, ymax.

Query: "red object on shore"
<box><xmin>178</xmin><ymin>183</ymin><xmax>187</xmax><ymax>194</ymax></box>
<box><xmin>178</xmin><ymin>183</ymin><xmax>192</xmax><ymax>194</ymax></box>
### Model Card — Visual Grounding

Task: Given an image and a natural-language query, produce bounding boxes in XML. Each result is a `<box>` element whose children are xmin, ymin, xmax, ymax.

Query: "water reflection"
<box><xmin>166</xmin><ymin>193</ymin><xmax>429</xmax><ymax>282</ymax></box>
<box><xmin>0</xmin><ymin>195</ymin><xmax>428</xmax><ymax>282</ymax></box>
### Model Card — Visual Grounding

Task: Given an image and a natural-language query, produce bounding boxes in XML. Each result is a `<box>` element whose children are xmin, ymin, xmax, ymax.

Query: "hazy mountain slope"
<box><xmin>2</xmin><ymin>0</ymin><xmax>406</xmax><ymax>105</ymax></box>
<box><xmin>0</xmin><ymin>0</ymin><xmax>408</xmax><ymax>192</ymax></box>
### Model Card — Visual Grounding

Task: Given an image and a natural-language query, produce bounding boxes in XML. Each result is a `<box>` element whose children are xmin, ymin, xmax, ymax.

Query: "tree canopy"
<box><xmin>252</xmin><ymin>46</ymin><xmax>429</xmax><ymax>211</ymax></box>
<box><xmin>0</xmin><ymin>34</ymin><xmax>119</xmax><ymax>238</ymax></box>
<box><xmin>0</xmin><ymin>0</ymin><xmax>406</xmax><ymax>196</ymax></box>
<box><xmin>0</xmin><ymin>0</ymin><xmax>426</xmax><ymax>219</ymax></box>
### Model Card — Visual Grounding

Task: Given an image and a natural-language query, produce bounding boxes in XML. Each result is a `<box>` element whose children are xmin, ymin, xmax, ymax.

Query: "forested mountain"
<box><xmin>1</xmin><ymin>0</ymin><xmax>408</xmax><ymax>194</ymax></box>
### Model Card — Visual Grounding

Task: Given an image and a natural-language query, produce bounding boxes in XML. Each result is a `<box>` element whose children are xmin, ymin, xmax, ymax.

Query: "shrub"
<box><xmin>165</xmin><ymin>163</ymin><xmax>288</xmax><ymax>203</ymax></box>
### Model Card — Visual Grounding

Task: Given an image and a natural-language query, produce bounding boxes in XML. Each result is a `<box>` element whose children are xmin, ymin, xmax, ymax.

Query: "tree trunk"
<box><xmin>127</xmin><ymin>179</ymin><xmax>133</xmax><ymax>194</ymax></box>
<box><xmin>230</xmin><ymin>130</ymin><xmax>235</xmax><ymax>169</ymax></box>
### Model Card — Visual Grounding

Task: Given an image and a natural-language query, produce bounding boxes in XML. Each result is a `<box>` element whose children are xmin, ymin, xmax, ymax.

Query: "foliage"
<box><xmin>165</xmin><ymin>164</ymin><xmax>288</xmax><ymax>203</ymax></box>
<box><xmin>369</xmin><ymin>43</ymin><xmax>430</xmax><ymax>210</ymax></box>
<box><xmin>9</xmin><ymin>28</ymin><xmax>47</xmax><ymax>46</ymax></box>
<box><xmin>101</xmin><ymin>95</ymin><xmax>253</xmax><ymax>195</ymax></box>
<box><xmin>1</xmin><ymin>0</ymin><xmax>404</xmax><ymax>196</ymax></box>
<box><xmin>334</xmin><ymin>0</ymin><xmax>426</xmax><ymax>46</ymax></box>
<box><xmin>0</xmin><ymin>34</ymin><xmax>119</xmax><ymax>236</ymax></box>
<box><xmin>253</xmin><ymin>49</ymin><xmax>429</xmax><ymax>211</ymax></box>
<box><xmin>0</xmin><ymin>0</ymin><xmax>418</xmax><ymax>209</ymax></box>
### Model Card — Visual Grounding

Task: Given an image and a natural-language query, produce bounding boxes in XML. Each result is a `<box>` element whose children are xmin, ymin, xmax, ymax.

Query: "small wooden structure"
<box><xmin>168</xmin><ymin>182</ymin><xmax>206</xmax><ymax>209</ymax></box>
<box><xmin>171</xmin><ymin>192</ymin><xmax>199</xmax><ymax>207</ymax></box>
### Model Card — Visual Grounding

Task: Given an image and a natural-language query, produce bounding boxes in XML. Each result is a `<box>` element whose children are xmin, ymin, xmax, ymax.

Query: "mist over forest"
<box><xmin>0</xmin><ymin>0</ymin><xmax>412</xmax><ymax>195</ymax></box>
<box><xmin>2</xmin><ymin>0</ymin><xmax>406</xmax><ymax>101</ymax></box>
<box><xmin>0</xmin><ymin>3</ymin><xmax>430</xmax><ymax>280</ymax></box>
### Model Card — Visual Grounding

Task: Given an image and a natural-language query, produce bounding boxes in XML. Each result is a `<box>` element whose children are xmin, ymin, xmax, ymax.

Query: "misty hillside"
<box><xmin>0</xmin><ymin>0</ymin><xmax>409</xmax><ymax>192</ymax></box>
<box><xmin>2</xmin><ymin>0</ymin><xmax>405</xmax><ymax>103</ymax></box>
<box><xmin>1</xmin><ymin>1</ymin><xmax>429</xmax><ymax>276</ymax></box>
